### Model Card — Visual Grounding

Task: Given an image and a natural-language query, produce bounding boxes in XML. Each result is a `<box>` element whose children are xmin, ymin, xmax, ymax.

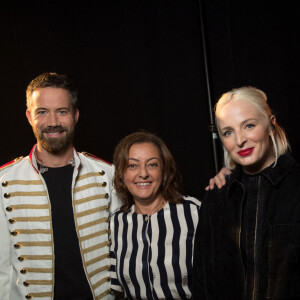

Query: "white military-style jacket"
<box><xmin>0</xmin><ymin>145</ymin><xmax>122</xmax><ymax>300</ymax></box>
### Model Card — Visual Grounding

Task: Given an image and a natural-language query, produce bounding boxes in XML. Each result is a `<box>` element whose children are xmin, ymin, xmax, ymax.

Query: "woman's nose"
<box><xmin>236</xmin><ymin>132</ymin><xmax>247</xmax><ymax>147</ymax></box>
<box><xmin>139</xmin><ymin>165</ymin><xmax>149</xmax><ymax>178</ymax></box>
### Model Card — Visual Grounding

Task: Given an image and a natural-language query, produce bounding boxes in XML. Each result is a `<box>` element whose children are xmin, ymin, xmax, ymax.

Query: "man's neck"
<box><xmin>35</xmin><ymin>144</ymin><xmax>74</xmax><ymax>168</ymax></box>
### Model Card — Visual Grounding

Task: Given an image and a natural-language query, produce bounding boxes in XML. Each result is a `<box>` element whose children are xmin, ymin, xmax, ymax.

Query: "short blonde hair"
<box><xmin>215</xmin><ymin>86</ymin><xmax>290</xmax><ymax>170</ymax></box>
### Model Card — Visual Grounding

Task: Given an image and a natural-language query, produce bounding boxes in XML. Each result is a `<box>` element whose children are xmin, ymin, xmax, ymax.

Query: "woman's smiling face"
<box><xmin>123</xmin><ymin>142</ymin><xmax>163</xmax><ymax>204</ymax></box>
<box><xmin>217</xmin><ymin>99</ymin><xmax>275</xmax><ymax>174</ymax></box>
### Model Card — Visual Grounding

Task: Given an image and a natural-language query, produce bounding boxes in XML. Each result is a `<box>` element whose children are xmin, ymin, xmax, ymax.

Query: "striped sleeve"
<box><xmin>109</xmin><ymin>212</ymin><xmax>123</xmax><ymax>292</ymax></box>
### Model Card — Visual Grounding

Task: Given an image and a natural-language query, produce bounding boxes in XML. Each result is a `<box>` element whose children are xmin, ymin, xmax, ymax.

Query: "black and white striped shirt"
<box><xmin>110</xmin><ymin>196</ymin><xmax>201</xmax><ymax>299</ymax></box>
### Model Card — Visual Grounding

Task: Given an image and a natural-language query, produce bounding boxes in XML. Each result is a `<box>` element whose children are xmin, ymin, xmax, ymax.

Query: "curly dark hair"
<box><xmin>113</xmin><ymin>131</ymin><xmax>184</xmax><ymax>212</ymax></box>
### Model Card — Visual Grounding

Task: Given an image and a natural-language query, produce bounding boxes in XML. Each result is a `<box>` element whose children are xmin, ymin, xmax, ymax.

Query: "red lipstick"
<box><xmin>238</xmin><ymin>147</ymin><xmax>254</xmax><ymax>157</ymax></box>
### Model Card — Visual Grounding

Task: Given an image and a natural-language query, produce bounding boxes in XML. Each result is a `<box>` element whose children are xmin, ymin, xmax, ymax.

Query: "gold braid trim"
<box><xmin>80</xmin><ymin>229</ymin><xmax>110</xmax><ymax>242</ymax></box>
<box><xmin>82</xmin><ymin>240</ymin><xmax>110</xmax><ymax>254</ymax></box>
<box><xmin>86</xmin><ymin>253</ymin><xmax>109</xmax><ymax>266</ymax></box>
<box><xmin>95</xmin><ymin>289</ymin><xmax>111</xmax><ymax>300</ymax></box>
<box><xmin>26</xmin><ymin>292</ymin><xmax>52</xmax><ymax>298</ymax></box>
<box><xmin>21</xmin><ymin>255</ymin><xmax>52</xmax><ymax>260</ymax></box>
<box><xmin>9</xmin><ymin>204</ymin><xmax>49</xmax><ymax>210</ymax></box>
<box><xmin>14</xmin><ymin>229</ymin><xmax>51</xmax><ymax>234</ymax></box>
<box><xmin>74</xmin><ymin>183</ymin><xmax>106</xmax><ymax>193</ymax></box>
<box><xmin>88</xmin><ymin>265</ymin><xmax>110</xmax><ymax>278</ymax></box>
<box><xmin>22</xmin><ymin>268</ymin><xmax>53</xmax><ymax>273</ymax></box>
<box><xmin>16</xmin><ymin>241</ymin><xmax>52</xmax><ymax>247</ymax></box>
<box><xmin>77</xmin><ymin>217</ymin><xmax>109</xmax><ymax>230</ymax></box>
<box><xmin>92</xmin><ymin>276</ymin><xmax>110</xmax><ymax>289</ymax></box>
<box><xmin>74</xmin><ymin>194</ymin><xmax>108</xmax><ymax>205</ymax></box>
<box><xmin>12</xmin><ymin>216</ymin><xmax>50</xmax><ymax>222</ymax></box>
<box><xmin>77</xmin><ymin>172</ymin><xmax>105</xmax><ymax>181</ymax></box>
<box><xmin>75</xmin><ymin>205</ymin><xmax>109</xmax><ymax>218</ymax></box>
<box><xmin>4</xmin><ymin>180</ymin><xmax>42</xmax><ymax>186</ymax></box>
<box><xmin>7</xmin><ymin>191</ymin><xmax>47</xmax><ymax>197</ymax></box>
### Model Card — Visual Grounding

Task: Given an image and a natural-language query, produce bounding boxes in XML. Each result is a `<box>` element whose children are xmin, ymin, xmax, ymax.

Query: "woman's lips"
<box><xmin>238</xmin><ymin>147</ymin><xmax>254</xmax><ymax>157</ymax></box>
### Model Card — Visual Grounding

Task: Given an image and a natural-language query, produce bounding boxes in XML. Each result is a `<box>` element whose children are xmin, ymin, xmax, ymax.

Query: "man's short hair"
<box><xmin>26</xmin><ymin>72</ymin><xmax>78</xmax><ymax>110</ymax></box>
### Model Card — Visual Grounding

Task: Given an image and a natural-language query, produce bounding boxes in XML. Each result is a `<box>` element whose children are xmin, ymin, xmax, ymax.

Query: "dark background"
<box><xmin>1</xmin><ymin>0</ymin><xmax>299</xmax><ymax>200</ymax></box>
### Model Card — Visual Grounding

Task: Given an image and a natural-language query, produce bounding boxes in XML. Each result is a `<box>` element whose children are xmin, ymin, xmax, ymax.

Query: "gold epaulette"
<box><xmin>0</xmin><ymin>156</ymin><xmax>24</xmax><ymax>170</ymax></box>
<box><xmin>81</xmin><ymin>152</ymin><xmax>112</xmax><ymax>166</ymax></box>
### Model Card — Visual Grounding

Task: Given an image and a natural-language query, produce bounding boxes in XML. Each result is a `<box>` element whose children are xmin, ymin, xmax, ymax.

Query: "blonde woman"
<box><xmin>193</xmin><ymin>87</ymin><xmax>300</xmax><ymax>299</ymax></box>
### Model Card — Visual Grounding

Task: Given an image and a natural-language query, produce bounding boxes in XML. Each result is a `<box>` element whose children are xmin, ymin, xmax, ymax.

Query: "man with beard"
<box><xmin>0</xmin><ymin>72</ymin><xmax>121</xmax><ymax>300</ymax></box>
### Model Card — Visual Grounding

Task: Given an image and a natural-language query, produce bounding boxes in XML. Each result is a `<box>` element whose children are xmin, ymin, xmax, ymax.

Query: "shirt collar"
<box><xmin>28</xmin><ymin>144</ymin><xmax>81</xmax><ymax>173</ymax></box>
<box><xmin>228</xmin><ymin>153</ymin><xmax>295</xmax><ymax>190</ymax></box>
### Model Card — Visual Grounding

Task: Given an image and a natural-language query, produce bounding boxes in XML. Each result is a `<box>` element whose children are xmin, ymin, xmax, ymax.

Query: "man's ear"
<box><xmin>26</xmin><ymin>109</ymin><xmax>33</xmax><ymax>126</ymax></box>
<box><xmin>74</xmin><ymin>108</ymin><xmax>79</xmax><ymax>124</ymax></box>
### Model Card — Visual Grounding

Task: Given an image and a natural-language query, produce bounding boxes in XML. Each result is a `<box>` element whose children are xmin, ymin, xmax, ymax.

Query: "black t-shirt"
<box><xmin>41</xmin><ymin>164</ymin><xmax>93</xmax><ymax>300</ymax></box>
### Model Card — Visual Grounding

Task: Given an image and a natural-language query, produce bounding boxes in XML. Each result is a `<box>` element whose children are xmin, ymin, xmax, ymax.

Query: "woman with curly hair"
<box><xmin>110</xmin><ymin>131</ymin><xmax>201</xmax><ymax>299</ymax></box>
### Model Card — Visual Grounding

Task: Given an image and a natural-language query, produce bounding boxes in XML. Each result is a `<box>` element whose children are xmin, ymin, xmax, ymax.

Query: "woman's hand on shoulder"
<box><xmin>205</xmin><ymin>167</ymin><xmax>232</xmax><ymax>191</ymax></box>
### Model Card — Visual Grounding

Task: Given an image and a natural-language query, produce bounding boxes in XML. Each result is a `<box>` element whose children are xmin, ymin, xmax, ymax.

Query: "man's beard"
<box><xmin>33</xmin><ymin>125</ymin><xmax>75</xmax><ymax>154</ymax></box>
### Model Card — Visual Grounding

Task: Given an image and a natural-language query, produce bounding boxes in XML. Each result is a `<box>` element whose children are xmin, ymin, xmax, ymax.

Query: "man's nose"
<box><xmin>47</xmin><ymin>113</ymin><xmax>60</xmax><ymax>127</ymax></box>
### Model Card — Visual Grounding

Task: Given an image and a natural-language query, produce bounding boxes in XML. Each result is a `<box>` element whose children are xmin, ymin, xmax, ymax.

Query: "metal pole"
<box><xmin>198</xmin><ymin>0</ymin><xmax>219</xmax><ymax>174</ymax></box>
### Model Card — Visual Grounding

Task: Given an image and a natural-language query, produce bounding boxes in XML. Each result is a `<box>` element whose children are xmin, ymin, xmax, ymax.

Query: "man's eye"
<box><xmin>58</xmin><ymin>110</ymin><xmax>67</xmax><ymax>114</ymax></box>
<box><xmin>37</xmin><ymin>111</ymin><xmax>46</xmax><ymax>115</ymax></box>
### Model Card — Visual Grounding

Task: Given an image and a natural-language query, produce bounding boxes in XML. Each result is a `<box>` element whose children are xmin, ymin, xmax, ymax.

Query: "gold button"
<box><xmin>6</xmin><ymin>207</ymin><xmax>12</xmax><ymax>212</ymax></box>
<box><xmin>100</xmin><ymin>170</ymin><xmax>105</xmax><ymax>175</ymax></box>
<box><xmin>20</xmin><ymin>268</ymin><xmax>27</xmax><ymax>274</ymax></box>
<box><xmin>18</xmin><ymin>256</ymin><xmax>24</xmax><ymax>261</ymax></box>
<box><xmin>9</xmin><ymin>219</ymin><xmax>15</xmax><ymax>224</ymax></box>
<box><xmin>25</xmin><ymin>295</ymin><xmax>32</xmax><ymax>299</ymax></box>
<box><xmin>11</xmin><ymin>230</ymin><xmax>18</xmax><ymax>236</ymax></box>
<box><xmin>23</xmin><ymin>281</ymin><xmax>29</xmax><ymax>287</ymax></box>
<box><xmin>105</xmin><ymin>193</ymin><xmax>109</xmax><ymax>198</ymax></box>
<box><xmin>4</xmin><ymin>193</ymin><xmax>10</xmax><ymax>198</ymax></box>
<box><xmin>102</xmin><ymin>182</ymin><xmax>107</xmax><ymax>187</ymax></box>
<box><xmin>14</xmin><ymin>243</ymin><xmax>21</xmax><ymax>249</ymax></box>
<box><xmin>2</xmin><ymin>181</ymin><xmax>8</xmax><ymax>187</ymax></box>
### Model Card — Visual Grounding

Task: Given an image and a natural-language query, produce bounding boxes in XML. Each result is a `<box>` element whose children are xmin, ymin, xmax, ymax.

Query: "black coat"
<box><xmin>192</xmin><ymin>154</ymin><xmax>300</xmax><ymax>300</ymax></box>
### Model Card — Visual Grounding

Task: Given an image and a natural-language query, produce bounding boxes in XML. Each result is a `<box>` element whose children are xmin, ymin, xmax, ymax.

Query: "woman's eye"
<box><xmin>223</xmin><ymin>130</ymin><xmax>232</xmax><ymax>137</ymax></box>
<box><xmin>128</xmin><ymin>164</ymin><xmax>137</xmax><ymax>169</ymax></box>
<box><xmin>147</xmin><ymin>163</ymin><xmax>159</xmax><ymax>168</ymax></box>
<box><xmin>245</xmin><ymin>123</ymin><xmax>255</xmax><ymax>129</ymax></box>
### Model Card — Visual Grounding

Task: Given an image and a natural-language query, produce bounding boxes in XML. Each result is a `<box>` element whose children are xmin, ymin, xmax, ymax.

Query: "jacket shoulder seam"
<box><xmin>0</xmin><ymin>156</ymin><xmax>24</xmax><ymax>171</ymax></box>
<box><xmin>81</xmin><ymin>152</ymin><xmax>112</xmax><ymax>166</ymax></box>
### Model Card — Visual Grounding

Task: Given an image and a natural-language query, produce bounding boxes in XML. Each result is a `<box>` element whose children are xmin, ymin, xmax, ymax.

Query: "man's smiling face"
<box><xmin>26</xmin><ymin>87</ymin><xmax>79</xmax><ymax>153</ymax></box>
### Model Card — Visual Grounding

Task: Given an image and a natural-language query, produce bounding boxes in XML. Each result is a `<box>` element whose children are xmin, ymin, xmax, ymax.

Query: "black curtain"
<box><xmin>0</xmin><ymin>0</ymin><xmax>299</xmax><ymax>199</ymax></box>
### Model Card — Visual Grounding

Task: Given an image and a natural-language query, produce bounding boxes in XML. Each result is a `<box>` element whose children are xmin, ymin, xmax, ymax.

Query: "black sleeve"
<box><xmin>192</xmin><ymin>200</ymin><xmax>207</xmax><ymax>299</ymax></box>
